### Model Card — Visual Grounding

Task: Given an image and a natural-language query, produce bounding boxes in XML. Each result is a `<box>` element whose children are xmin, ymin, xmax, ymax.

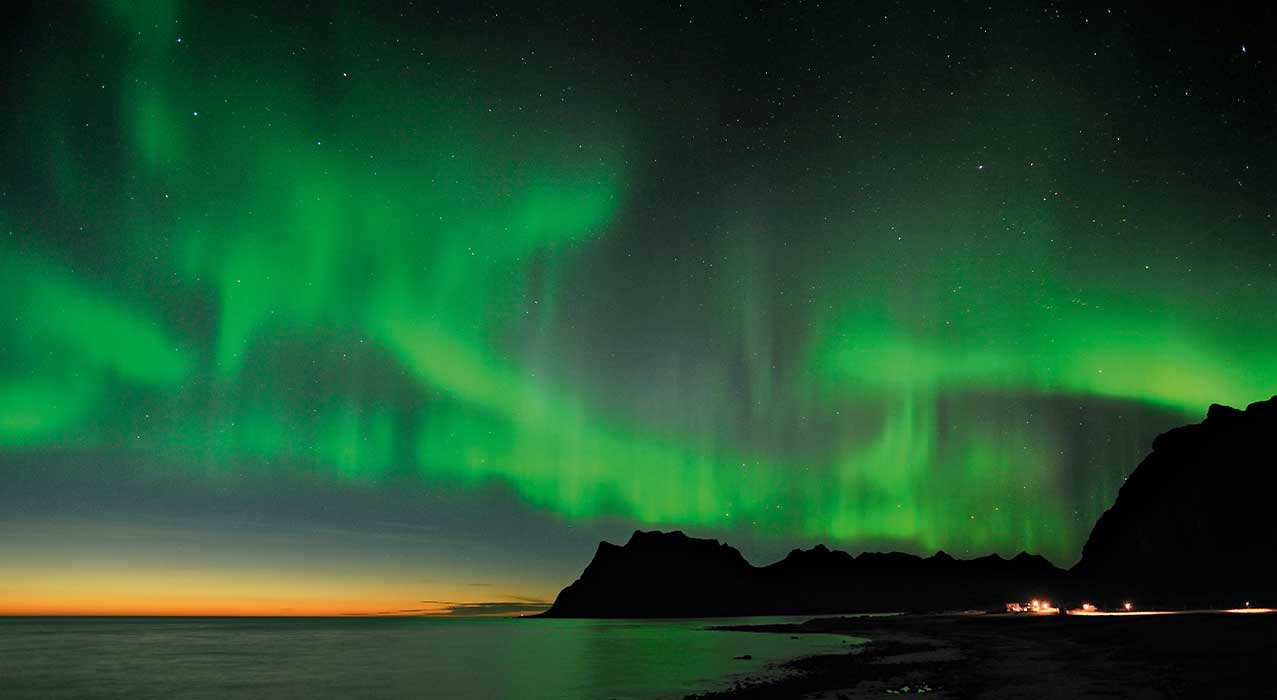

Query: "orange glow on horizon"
<box><xmin>0</xmin><ymin>599</ymin><xmax>436</xmax><ymax>617</ymax></box>
<box><xmin>0</xmin><ymin>519</ymin><xmax>558</xmax><ymax>618</ymax></box>
<box><xmin>0</xmin><ymin>595</ymin><xmax>546</xmax><ymax>617</ymax></box>
<box><xmin>1</xmin><ymin>564</ymin><xmax>552</xmax><ymax>617</ymax></box>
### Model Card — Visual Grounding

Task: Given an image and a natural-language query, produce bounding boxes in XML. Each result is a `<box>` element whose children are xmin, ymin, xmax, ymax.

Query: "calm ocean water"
<box><xmin>0</xmin><ymin>616</ymin><xmax>865</xmax><ymax>699</ymax></box>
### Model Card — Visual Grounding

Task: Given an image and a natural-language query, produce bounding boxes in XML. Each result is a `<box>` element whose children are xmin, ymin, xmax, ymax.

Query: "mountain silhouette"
<box><xmin>1073</xmin><ymin>396</ymin><xmax>1277</xmax><ymax>607</ymax></box>
<box><xmin>544</xmin><ymin>397</ymin><xmax>1276</xmax><ymax>617</ymax></box>
<box><xmin>542</xmin><ymin>530</ymin><xmax>1062</xmax><ymax>618</ymax></box>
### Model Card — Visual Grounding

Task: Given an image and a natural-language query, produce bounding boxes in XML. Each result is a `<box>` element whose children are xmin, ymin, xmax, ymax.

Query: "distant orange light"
<box><xmin>1123</xmin><ymin>602</ymin><xmax>1133</xmax><ymax>611</ymax></box>
<box><xmin>1082</xmin><ymin>603</ymin><xmax>1097</xmax><ymax>612</ymax></box>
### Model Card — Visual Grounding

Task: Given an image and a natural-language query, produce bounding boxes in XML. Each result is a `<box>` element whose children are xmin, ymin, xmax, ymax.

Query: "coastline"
<box><xmin>687</xmin><ymin>611</ymin><xmax>1277</xmax><ymax>698</ymax></box>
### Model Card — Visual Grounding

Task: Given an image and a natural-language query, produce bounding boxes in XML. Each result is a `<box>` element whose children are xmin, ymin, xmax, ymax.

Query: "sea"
<box><xmin>0</xmin><ymin>616</ymin><xmax>867</xmax><ymax>699</ymax></box>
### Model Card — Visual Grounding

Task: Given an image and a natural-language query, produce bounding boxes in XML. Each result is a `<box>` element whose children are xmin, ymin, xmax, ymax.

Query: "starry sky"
<box><xmin>1</xmin><ymin>1</ymin><xmax>1273</xmax><ymax>615</ymax></box>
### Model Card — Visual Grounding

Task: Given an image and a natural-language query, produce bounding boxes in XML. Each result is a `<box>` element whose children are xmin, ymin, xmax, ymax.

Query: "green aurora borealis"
<box><xmin>2</xmin><ymin>1</ymin><xmax>1274</xmax><ymax>612</ymax></box>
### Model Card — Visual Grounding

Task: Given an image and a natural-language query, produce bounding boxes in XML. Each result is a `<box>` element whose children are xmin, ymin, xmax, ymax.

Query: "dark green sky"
<box><xmin>1</xmin><ymin>1</ymin><xmax>1273</xmax><ymax>613</ymax></box>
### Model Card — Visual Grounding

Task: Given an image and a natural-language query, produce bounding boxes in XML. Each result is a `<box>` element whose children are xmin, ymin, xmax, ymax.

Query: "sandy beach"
<box><xmin>691</xmin><ymin>611</ymin><xmax>1277</xmax><ymax>699</ymax></box>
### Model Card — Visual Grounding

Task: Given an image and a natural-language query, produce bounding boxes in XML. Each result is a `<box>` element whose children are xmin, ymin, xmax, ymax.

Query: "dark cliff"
<box><xmin>1073</xmin><ymin>396</ymin><xmax>1277</xmax><ymax>605</ymax></box>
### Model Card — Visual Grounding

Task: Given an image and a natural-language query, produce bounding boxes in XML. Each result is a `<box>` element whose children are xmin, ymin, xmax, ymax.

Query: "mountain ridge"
<box><xmin>543</xmin><ymin>396</ymin><xmax>1277</xmax><ymax>617</ymax></box>
<box><xmin>543</xmin><ymin>529</ymin><xmax>1064</xmax><ymax>618</ymax></box>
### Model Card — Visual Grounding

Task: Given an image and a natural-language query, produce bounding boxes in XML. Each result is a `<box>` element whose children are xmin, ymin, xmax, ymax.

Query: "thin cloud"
<box><xmin>341</xmin><ymin>608</ymin><xmax>435</xmax><ymax>616</ymax></box>
<box><xmin>502</xmin><ymin>594</ymin><xmax>549</xmax><ymax>604</ymax></box>
<box><xmin>418</xmin><ymin>600</ymin><xmax>550</xmax><ymax>617</ymax></box>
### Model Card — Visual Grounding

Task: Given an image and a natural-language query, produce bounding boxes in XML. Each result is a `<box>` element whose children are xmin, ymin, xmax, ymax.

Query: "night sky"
<box><xmin>2</xmin><ymin>1</ymin><xmax>1273</xmax><ymax>615</ymax></box>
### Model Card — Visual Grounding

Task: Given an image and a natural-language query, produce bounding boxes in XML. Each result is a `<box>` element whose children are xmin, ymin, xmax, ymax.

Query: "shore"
<box><xmin>688</xmin><ymin>611</ymin><xmax>1277</xmax><ymax>699</ymax></box>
